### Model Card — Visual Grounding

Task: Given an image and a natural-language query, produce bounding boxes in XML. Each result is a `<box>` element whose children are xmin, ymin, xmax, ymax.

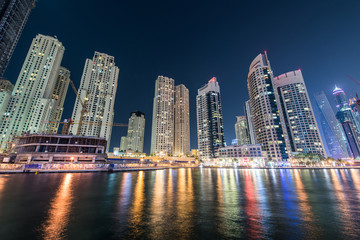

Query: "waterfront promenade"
<box><xmin>1</xmin><ymin>162</ymin><xmax>360</xmax><ymax>174</ymax></box>
<box><xmin>0</xmin><ymin>162</ymin><xmax>198</xmax><ymax>174</ymax></box>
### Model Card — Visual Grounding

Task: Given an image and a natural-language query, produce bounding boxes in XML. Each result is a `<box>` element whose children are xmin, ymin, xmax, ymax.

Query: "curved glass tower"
<box><xmin>247</xmin><ymin>52</ymin><xmax>290</xmax><ymax>161</ymax></box>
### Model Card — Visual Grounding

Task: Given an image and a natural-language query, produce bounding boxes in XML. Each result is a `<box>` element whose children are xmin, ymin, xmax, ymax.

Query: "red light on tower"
<box><xmin>209</xmin><ymin>77</ymin><xmax>216</xmax><ymax>83</ymax></box>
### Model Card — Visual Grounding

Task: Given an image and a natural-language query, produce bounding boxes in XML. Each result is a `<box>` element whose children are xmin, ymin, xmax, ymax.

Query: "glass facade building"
<box><xmin>0</xmin><ymin>0</ymin><xmax>35</xmax><ymax>77</ymax></box>
<box><xmin>196</xmin><ymin>77</ymin><xmax>225</xmax><ymax>159</ymax></box>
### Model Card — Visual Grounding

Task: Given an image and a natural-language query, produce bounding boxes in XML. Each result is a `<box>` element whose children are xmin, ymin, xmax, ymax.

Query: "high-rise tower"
<box><xmin>333</xmin><ymin>86</ymin><xmax>360</xmax><ymax>158</ymax></box>
<box><xmin>196</xmin><ymin>77</ymin><xmax>225</xmax><ymax>159</ymax></box>
<box><xmin>234</xmin><ymin>116</ymin><xmax>250</xmax><ymax>146</ymax></box>
<box><xmin>0</xmin><ymin>0</ymin><xmax>36</xmax><ymax>77</ymax></box>
<box><xmin>69</xmin><ymin>52</ymin><xmax>119</xmax><ymax>151</ymax></box>
<box><xmin>174</xmin><ymin>84</ymin><xmax>190</xmax><ymax>156</ymax></box>
<box><xmin>244</xmin><ymin>100</ymin><xmax>257</xmax><ymax>144</ymax></box>
<box><xmin>47</xmin><ymin>67</ymin><xmax>70</xmax><ymax>133</ymax></box>
<box><xmin>150</xmin><ymin>76</ymin><xmax>174</xmax><ymax>155</ymax></box>
<box><xmin>0</xmin><ymin>79</ymin><xmax>13</xmax><ymax>118</ymax></box>
<box><xmin>0</xmin><ymin>34</ymin><xmax>65</xmax><ymax>151</ymax></box>
<box><xmin>247</xmin><ymin>53</ymin><xmax>290</xmax><ymax>161</ymax></box>
<box><xmin>120</xmin><ymin>111</ymin><xmax>145</xmax><ymax>153</ymax></box>
<box><xmin>275</xmin><ymin>70</ymin><xmax>326</xmax><ymax>157</ymax></box>
<box><xmin>314</xmin><ymin>91</ymin><xmax>349</xmax><ymax>159</ymax></box>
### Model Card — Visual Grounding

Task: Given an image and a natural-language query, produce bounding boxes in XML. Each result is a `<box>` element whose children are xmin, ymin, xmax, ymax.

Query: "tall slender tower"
<box><xmin>47</xmin><ymin>67</ymin><xmax>70</xmax><ymax>133</ymax></box>
<box><xmin>275</xmin><ymin>70</ymin><xmax>326</xmax><ymax>157</ymax></box>
<box><xmin>247</xmin><ymin>53</ymin><xmax>290</xmax><ymax>161</ymax></box>
<box><xmin>234</xmin><ymin>116</ymin><xmax>250</xmax><ymax>146</ymax></box>
<box><xmin>174</xmin><ymin>84</ymin><xmax>190</xmax><ymax>156</ymax></box>
<box><xmin>196</xmin><ymin>77</ymin><xmax>225</xmax><ymax>159</ymax></box>
<box><xmin>0</xmin><ymin>34</ymin><xmax>65</xmax><ymax>151</ymax></box>
<box><xmin>69</xmin><ymin>52</ymin><xmax>119</xmax><ymax>150</ymax></box>
<box><xmin>120</xmin><ymin>111</ymin><xmax>145</xmax><ymax>153</ymax></box>
<box><xmin>0</xmin><ymin>79</ymin><xmax>13</xmax><ymax>118</ymax></box>
<box><xmin>244</xmin><ymin>100</ymin><xmax>257</xmax><ymax>144</ymax></box>
<box><xmin>0</xmin><ymin>0</ymin><xmax>36</xmax><ymax>77</ymax></box>
<box><xmin>314</xmin><ymin>91</ymin><xmax>349</xmax><ymax>159</ymax></box>
<box><xmin>150</xmin><ymin>76</ymin><xmax>174</xmax><ymax>155</ymax></box>
<box><xmin>333</xmin><ymin>86</ymin><xmax>360</xmax><ymax>158</ymax></box>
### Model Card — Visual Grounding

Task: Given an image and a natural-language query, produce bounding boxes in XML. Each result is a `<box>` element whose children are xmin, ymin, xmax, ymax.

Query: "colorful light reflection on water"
<box><xmin>0</xmin><ymin>169</ymin><xmax>360</xmax><ymax>239</ymax></box>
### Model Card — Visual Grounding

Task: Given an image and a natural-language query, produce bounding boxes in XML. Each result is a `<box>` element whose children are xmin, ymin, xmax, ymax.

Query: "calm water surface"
<box><xmin>0</xmin><ymin>168</ymin><xmax>360</xmax><ymax>239</ymax></box>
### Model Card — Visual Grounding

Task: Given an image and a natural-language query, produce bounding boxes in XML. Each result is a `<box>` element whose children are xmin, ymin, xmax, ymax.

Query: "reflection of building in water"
<box><xmin>13</xmin><ymin>134</ymin><xmax>107</xmax><ymax>163</ymax></box>
<box><xmin>42</xmin><ymin>173</ymin><xmax>73</xmax><ymax>239</ymax></box>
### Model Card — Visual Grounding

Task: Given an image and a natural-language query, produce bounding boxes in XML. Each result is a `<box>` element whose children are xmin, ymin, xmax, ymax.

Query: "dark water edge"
<box><xmin>0</xmin><ymin>168</ymin><xmax>359</xmax><ymax>239</ymax></box>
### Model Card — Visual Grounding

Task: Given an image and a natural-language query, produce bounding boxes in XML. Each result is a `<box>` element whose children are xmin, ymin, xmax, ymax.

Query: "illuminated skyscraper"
<box><xmin>314</xmin><ymin>91</ymin><xmax>349</xmax><ymax>159</ymax></box>
<box><xmin>120</xmin><ymin>111</ymin><xmax>145</xmax><ymax>153</ymax></box>
<box><xmin>174</xmin><ymin>84</ymin><xmax>190</xmax><ymax>156</ymax></box>
<box><xmin>333</xmin><ymin>86</ymin><xmax>360</xmax><ymax>158</ymax></box>
<box><xmin>0</xmin><ymin>0</ymin><xmax>36</xmax><ymax>76</ymax></box>
<box><xmin>234</xmin><ymin>116</ymin><xmax>250</xmax><ymax>146</ymax></box>
<box><xmin>150</xmin><ymin>76</ymin><xmax>174</xmax><ymax>155</ymax></box>
<box><xmin>0</xmin><ymin>34</ymin><xmax>65</xmax><ymax>151</ymax></box>
<box><xmin>247</xmin><ymin>53</ymin><xmax>290</xmax><ymax>161</ymax></box>
<box><xmin>244</xmin><ymin>100</ymin><xmax>257</xmax><ymax>144</ymax></box>
<box><xmin>275</xmin><ymin>70</ymin><xmax>326</xmax><ymax>157</ymax></box>
<box><xmin>69</xmin><ymin>52</ymin><xmax>119</xmax><ymax>150</ymax></box>
<box><xmin>196</xmin><ymin>77</ymin><xmax>225</xmax><ymax>159</ymax></box>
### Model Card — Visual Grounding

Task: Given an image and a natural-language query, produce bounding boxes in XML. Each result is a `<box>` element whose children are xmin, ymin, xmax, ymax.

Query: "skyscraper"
<box><xmin>274</xmin><ymin>70</ymin><xmax>326</xmax><ymax>157</ymax></box>
<box><xmin>174</xmin><ymin>84</ymin><xmax>190</xmax><ymax>156</ymax></box>
<box><xmin>196</xmin><ymin>77</ymin><xmax>225</xmax><ymax>159</ymax></box>
<box><xmin>333</xmin><ymin>86</ymin><xmax>360</xmax><ymax>158</ymax></box>
<box><xmin>150</xmin><ymin>76</ymin><xmax>174</xmax><ymax>155</ymax></box>
<box><xmin>120</xmin><ymin>111</ymin><xmax>145</xmax><ymax>153</ymax></box>
<box><xmin>47</xmin><ymin>67</ymin><xmax>70</xmax><ymax>133</ymax></box>
<box><xmin>234</xmin><ymin>116</ymin><xmax>250</xmax><ymax>146</ymax></box>
<box><xmin>0</xmin><ymin>34</ymin><xmax>65</xmax><ymax>151</ymax></box>
<box><xmin>0</xmin><ymin>0</ymin><xmax>36</xmax><ymax>77</ymax></box>
<box><xmin>69</xmin><ymin>52</ymin><xmax>119</xmax><ymax>151</ymax></box>
<box><xmin>0</xmin><ymin>79</ymin><xmax>13</xmax><ymax>118</ymax></box>
<box><xmin>244</xmin><ymin>100</ymin><xmax>257</xmax><ymax>144</ymax></box>
<box><xmin>247</xmin><ymin>53</ymin><xmax>290</xmax><ymax>161</ymax></box>
<box><xmin>314</xmin><ymin>91</ymin><xmax>349</xmax><ymax>159</ymax></box>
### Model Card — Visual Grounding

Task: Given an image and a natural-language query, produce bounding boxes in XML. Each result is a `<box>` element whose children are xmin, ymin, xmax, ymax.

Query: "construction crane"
<box><xmin>69</xmin><ymin>79</ymin><xmax>88</xmax><ymax>135</ymax></box>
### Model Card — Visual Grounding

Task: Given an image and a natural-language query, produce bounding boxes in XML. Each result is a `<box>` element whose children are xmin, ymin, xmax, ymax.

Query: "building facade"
<box><xmin>196</xmin><ymin>77</ymin><xmax>225</xmax><ymax>159</ymax></box>
<box><xmin>69</xmin><ymin>52</ymin><xmax>119</xmax><ymax>151</ymax></box>
<box><xmin>314</xmin><ymin>91</ymin><xmax>349</xmax><ymax>159</ymax></box>
<box><xmin>235</xmin><ymin>116</ymin><xmax>250</xmax><ymax>146</ymax></box>
<box><xmin>217</xmin><ymin>144</ymin><xmax>267</xmax><ymax>165</ymax></box>
<box><xmin>120</xmin><ymin>111</ymin><xmax>145</xmax><ymax>153</ymax></box>
<box><xmin>275</xmin><ymin>70</ymin><xmax>326</xmax><ymax>157</ymax></box>
<box><xmin>0</xmin><ymin>34</ymin><xmax>65</xmax><ymax>152</ymax></box>
<box><xmin>247</xmin><ymin>53</ymin><xmax>290</xmax><ymax>161</ymax></box>
<box><xmin>0</xmin><ymin>79</ymin><xmax>13</xmax><ymax>118</ymax></box>
<box><xmin>13</xmin><ymin>134</ymin><xmax>107</xmax><ymax>163</ymax></box>
<box><xmin>244</xmin><ymin>100</ymin><xmax>257</xmax><ymax>144</ymax></box>
<box><xmin>46</xmin><ymin>67</ymin><xmax>70</xmax><ymax>134</ymax></box>
<box><xmin>333</xmin><ymin>86</ymin><xmax>360</xmax><ymax>158</ymax></box>
<box><xmin>150</xmin><ymin>76</ymin><xmax>174</xmax><ymax>155</ymax></box>
<box><xmin>174</xmin><ymin>84</ymin><xmax>190</xmax><ymax>156</ymax></box>
<box><xmin>0</xmin><ymin>0</ymin><xmax>36</xmax><ymax>77</ymax></box>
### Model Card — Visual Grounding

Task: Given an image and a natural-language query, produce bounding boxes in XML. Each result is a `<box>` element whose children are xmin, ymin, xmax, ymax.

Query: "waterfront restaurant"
<box><xmin>12</xmin><ymin>134</ymin><xmax>107</xmax><ymax>163</ymax></box>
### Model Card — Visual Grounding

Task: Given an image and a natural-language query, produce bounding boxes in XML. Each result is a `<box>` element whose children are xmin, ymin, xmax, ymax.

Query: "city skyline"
<box><xmin>1</xmin><ymin>0</ymin><xmax>360</xmax><ymax>153</ymax></box>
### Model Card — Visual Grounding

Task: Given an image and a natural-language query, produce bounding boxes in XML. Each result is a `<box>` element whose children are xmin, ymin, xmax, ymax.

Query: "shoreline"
<box><xmin>1</xmin><ymin>166</ymin><xmax>360</xmax><ymax>174</ymax></box>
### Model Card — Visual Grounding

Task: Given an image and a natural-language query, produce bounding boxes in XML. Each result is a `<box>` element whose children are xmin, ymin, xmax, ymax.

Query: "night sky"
<box><xmin>3</xmin><ymin>0</ymin><xmax>360</xmax><ymax>153</ymax></box>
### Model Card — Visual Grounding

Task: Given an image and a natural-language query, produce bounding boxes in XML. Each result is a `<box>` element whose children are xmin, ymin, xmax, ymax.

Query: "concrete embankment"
<box><xmin>0</xmin><ymin>166</ymin><xmax>195</xmax><ymax>174</ymax></box>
